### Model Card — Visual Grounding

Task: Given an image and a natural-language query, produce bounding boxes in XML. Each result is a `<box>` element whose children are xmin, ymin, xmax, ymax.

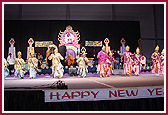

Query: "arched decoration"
<box><xmin>58</xmin><ymin>25</ymin><xmax>80</xmax><ymax>59</ymax></box>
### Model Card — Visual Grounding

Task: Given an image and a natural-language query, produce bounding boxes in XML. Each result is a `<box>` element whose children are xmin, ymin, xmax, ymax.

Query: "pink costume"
<box><xmin>160</xmin><ymin>54</ymin><xmax>164</xmax><ymax>75</ymax></box>
<box><xmin>119</xmin><ymin>52</ymin><xmax>133</xmax><ymax>75</ymax></box>
<box><xmin>151</xmin><ymin>52</ymin><xmax>161</xmax><ymax>74</ymax></box>
<box><xmin>106</xmin><ymin>55</ymin><xmax>118</xmax><ymax>76</ymax></box>
<box><xmin>133</xmin><ymin>54</ymin><xmax>142</xmax><ymax>76</ymax></box>
<box><xmin>97</xmin><ymin>50</ymin><xmax>109</xmax><ymax>75</ymax></box>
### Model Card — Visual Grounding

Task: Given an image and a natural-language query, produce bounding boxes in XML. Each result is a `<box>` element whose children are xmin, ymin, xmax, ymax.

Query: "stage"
<box><xmin>4</xmin><ymin>71</ymin><xmax>164</xmax><ymax>91</ymax></box>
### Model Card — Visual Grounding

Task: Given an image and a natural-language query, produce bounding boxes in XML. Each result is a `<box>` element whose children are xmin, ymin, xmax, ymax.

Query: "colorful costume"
<box><xmin>28</xmin><ymin>52</ymin><xmax>38</xmax><ymax>78</ymax></box>
<box><xmin>160</xmin><ymin>49</ymin><xmax>164</xmax><ymax>75</ymax></box>
<box><xmin>133</xmin><ymin>48</ymin><xmax>142</xmax><ymax>76</ymax></box>
<box><xmin>107</xmin><ymin>51</ymin><xmax>118</xmax><ymax>76</ymax></box>
<box><xmin>97</xmin><ymin>48</ymin><xmax>108</xmax><ymax>76</ymax></box>
<box><xmin>118</xmin><ymin>46</ymin><xmax>133</xmax><ymax>76</ymax></box>
<box><xmin>77</xmin><ymin>47</ymin><xmax>88</xmax><ymax>78</ymax></box>
<box><xmin>14</xmin><ymin>51</ymin><xmax>25</xmax><ymax>79</ymax></box>
<box><xmin>66</xmin><ymin>54</ymin><xmax>74</xmax><ymax>66</ymax></box>
<box><xmin>48</xmin><ymin>47</ymin><xmax>64</xmax><ymax>78</ymax></box>
<box><xmin>97</xmin><ymin>45</ymin><xmax>112</xmax><ymax>77</ymax></box>
<box><xmin>151</xmin><ymin>45</ymin><xmax>161</xmax><ymax>74</ymax></box>
<box><xmin>4</xmin><ymin>58</ymin><xmax>9</xmax><ymax>78</ymax></box>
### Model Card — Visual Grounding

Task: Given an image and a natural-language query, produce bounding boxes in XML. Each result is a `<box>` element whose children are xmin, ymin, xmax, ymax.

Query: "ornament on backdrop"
<box><xmin>8</xmin><ymin>38</ymin><xmax>16</xmax><ymax>60</ymax></box>
<box><xmin>27</xmin><ymin>38</ymin><xmax>35</xmax><ymax>59</ymax></box>
<box><xmin>104</xmin><ymin>38</ymin><xmax>110</xmax><ymax>53</ymax></box>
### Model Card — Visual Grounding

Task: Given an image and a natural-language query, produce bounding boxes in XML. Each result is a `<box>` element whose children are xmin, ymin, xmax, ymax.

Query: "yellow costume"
<box><xmin>77</xmin><ymin>47</ymin><xmax>88</xmax><ymax>78</ymax></box>
<box><xmin>28</xmin><ymin>52</ymin><xmax>38</xmax><ymax>78</ymax></box>
<box><xmin>4</xmin><ymin>58</ymin><xmax>9</xmax><ymax>78</ymax></box>
<box><xmin>48</xmin><ymin>47</ymin><xmax>64</xmax><ymax>78</ymax></box>
<box><xmin>14</xmin><ymin>51</ymin><xmax>25</xmax><ymax>78</ymax></box>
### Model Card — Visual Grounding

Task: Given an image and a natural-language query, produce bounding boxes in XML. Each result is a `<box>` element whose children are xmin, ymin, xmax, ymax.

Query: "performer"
<box><xmin>118</xmin><ymin>45</ymin><xmax>134</xmax><ymax>76</ymax></box>
<box><xmin>48</xmin><ymin>46</ymin><xmax>64</xmax><ymax>79</ymax></box>
<box><xmin>120</xmin><ymin>38</ymin><xmax>126</xmax><ymax>63</ymax></box>
<box><xmin>107</xmin><ymin>51</ymin><xmax>119</xmax><ymax>77</ymax></box>
<box><xmin>28</xmin><ymin>51</ymin><xmax>38</xmax><ymax>79</ymax></box>
<box><xmin>97</xmin><ymin>45</ymin><xmax>109</xmax><ymax>78</ymax></box>
<box><xmin>133</xmin><ymin>47</ymin><xmax>142</xmax><ymax>76</ymax></box>
<box><xmin>65</xmin><ymin>53</ymin><xmax>74</xmax><ymax>66</ymax></box>
<box><xmin>14</xmin><ymin>51</ymin><xmax>26</xmax><ymax>79</ymax></box>
<box><xmin>151</xmin><ymin>45</ymin><xmax>161</xmax><ymax>75</ymax></box>
<box><xmin>77</xmin><ymin>47</ymin><xmax>88</xmax><ymax>78</ymax></box>
<box><xmin>4</xmin><ymin>58</ymin><xmax>9</xmax><ymax>79</ymax></box>
<box><xmin>160</xmin><ymin>49</ymin><xmax>164</xmax><ymax>75</ymax></box>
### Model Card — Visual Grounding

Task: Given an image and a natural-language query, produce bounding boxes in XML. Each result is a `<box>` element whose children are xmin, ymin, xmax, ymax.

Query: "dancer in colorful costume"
<box><xmin>65</xmin><ymin>53</ymin><xmax>74</xmax><ymax>66</ymax></box>
<box><xmin>28</xmin><ymin>51</ymin><xmax>38</xmax><ymax>79</ymax></box>
<box><xmin>118</xmin><ymin>45</ymin><xmax>134</xmax><ymax>76</ymax></box>
<box><xmin>133</xmin><ymin>47</ymin><xmax>142</xmax><ymax>76</ymax></box>
<box><xmin>14</xmin><ymin>51</ymin><xmax>26</xmax><ymax>79</ymax></box>
<box><xmin>4</xmin><ymin>58</ymin><xmax>9</xmax><ymax>79</ymax></box>
<box><xmin>151</xmin><ymin>45</ymin><xmax>161</xmax><ymax>75</ymax></box>
<box><xmin>77</xmin><ymin>47</ymin><xmax>88</xmax><ymax>78</ymax></box>
<box><xmin>97</xmin><ymin>45</ymin><xmax>110</xmax><ymax>77</ymax></box>
<box><xmin>107</xmin><ymin>51</ymin><xmax>119</xmax><ymax>77</ymax></box>
<box><xmin>160</xmin><ymin>49</ymin><xmax>164</xmax><ymax>75</ymax></box>
<box><xmin>48</xmin><ymin>46</ymin><xmax>64</xmax><ymax>79</ymax></box>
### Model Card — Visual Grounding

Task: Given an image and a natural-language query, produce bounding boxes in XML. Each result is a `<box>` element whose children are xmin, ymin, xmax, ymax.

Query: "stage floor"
<box><xmin>4</xmin><ymin>73</ymin><xmax>164</xmax><ymax>91</ymax></box>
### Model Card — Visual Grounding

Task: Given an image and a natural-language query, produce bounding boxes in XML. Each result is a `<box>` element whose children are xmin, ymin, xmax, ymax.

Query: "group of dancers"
<box><xmin>4</xmin><ymin>39</ymin><xmax>164</xmax><ymax>79</ymax></box>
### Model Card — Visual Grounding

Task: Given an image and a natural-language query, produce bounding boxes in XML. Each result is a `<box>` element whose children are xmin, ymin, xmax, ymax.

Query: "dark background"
<box><xmin>4</xmin><ymin>20</ymin><xmax>140</xmax><ymax>59</ymax></box>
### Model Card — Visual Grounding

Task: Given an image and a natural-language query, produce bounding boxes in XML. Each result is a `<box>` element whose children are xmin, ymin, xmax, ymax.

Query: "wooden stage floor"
<box><xmin>4</xmin><ymin>73</ymin><xmax>164</xmax><ymax>91</ymax></box>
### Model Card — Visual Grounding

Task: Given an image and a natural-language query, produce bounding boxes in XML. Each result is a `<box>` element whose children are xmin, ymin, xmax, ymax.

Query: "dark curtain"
<box><xmin>4</xmin><ymin>20</ymin><xmax>140</xmax><ymax>59</ymax></box>
<box><xmin>4</xmin><ymin>91</ymin><xmax>164</xmax><ymax>111</ymax></box>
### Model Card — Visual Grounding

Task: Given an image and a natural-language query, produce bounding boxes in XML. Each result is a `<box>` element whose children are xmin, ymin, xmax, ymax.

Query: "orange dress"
<box><xmin>67</xmin><ymin>55</ymin><xmax>74</xmax><ymax>66</ymax></box>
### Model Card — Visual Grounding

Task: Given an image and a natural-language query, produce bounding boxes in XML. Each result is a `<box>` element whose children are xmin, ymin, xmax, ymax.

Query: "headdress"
<box><xmin>161</xmin><ymin>49</ymin><xmax>164</xmax><ymax>55</ymax></box>
<box><xmin>136</xmin><ymin>47</ymin><xmax>140</xmax><ymax>53</ymax></box>
<box><xmin>102</xmin><ymin>45</ymin><xmax>105</xmax><ymax>50</ymax></box>
<box><xmin>17</xmin><ymin>51</ymin><xmax>22</xmax><ymax>56</ymax></box>
<box><xmin>126</xmin><ymin>45</ymin><xmax>130</xmax><ymax>50</ymax></box>
<box><xmin>155</xmin><ymin>45</ymin><xmax>159</xmax><ymax>51</ymax></box>
<box><xmin>30</xmin><ymin>51</ymin><xmax>35</xmax><ymax>55</ymax></box>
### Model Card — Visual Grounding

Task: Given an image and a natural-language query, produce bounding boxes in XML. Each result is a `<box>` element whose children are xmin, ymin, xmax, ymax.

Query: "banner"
<box><xmin>85</xmin><ymin>41</ymin><xmax>102</xmax><ymax>47</ymax></box>
<box><xmin>35</xmin><ymin>41</ymin><xmax>53</xmax><ymax>47</ymax></box>
<box><xmin>44</xmin><ymin>86</ymin><xmax>164</xmax><ymax>102</ymax></box>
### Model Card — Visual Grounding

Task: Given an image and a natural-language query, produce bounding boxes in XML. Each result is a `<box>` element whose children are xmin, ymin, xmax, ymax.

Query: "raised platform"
<box><xmin>4</xmin><ymin>73</ymin><xmax>164</xmax><ymax>91</ymax></box>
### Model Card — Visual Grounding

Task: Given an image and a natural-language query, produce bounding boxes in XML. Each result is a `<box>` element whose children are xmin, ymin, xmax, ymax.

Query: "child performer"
<box><xmin>151</xmin><ymin>45</ymin><xmax>161</xmax><ymax>75</ymax></box>
<box><xmin>160</xmin><ymin>49</ymin><xmax>164</xmax><ymax>75</ymax></box>
<box><xmin>77</xmin><ymin>47</ymin><xmax>88</xmax><ymax>78</ymax></box>
<box><xmin>4</xmin><ymin>58</ymin><xmax>9</xmax><ymax>79</ymax></box>
<box><xmin>14</xmin><ymin>51</ymin><xmax>26</xmax><ymax>79</ymax></box>
<box><xmin>118</xmin><ymin>45</ymin><xmax>134</xmax><ymax>76</ymax></box>
<box><xmin>133</xmin><ymin>47</ymin><xmax>142</xmax><ymax>76</ymax></box>
<box><xmin>97</xmin><ymin>45</ymin><xmax>108</xmax><ymax>78</ymax></box>
<box><xmin>28</xmin><ymin>51</ymin><xmax>38</xmax><ymax>79</ymax></box>
<box><xmin>48</xmin><ymin>46</ymin><xmax>64</xmax><ymax>79</ymax></box>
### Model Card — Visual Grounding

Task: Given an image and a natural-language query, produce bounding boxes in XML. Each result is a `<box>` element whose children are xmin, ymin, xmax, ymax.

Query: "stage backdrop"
<box><xmin>4</xmin><ymin>20</ymin><xmax>140</xmax><ymax>59</ymax></box>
